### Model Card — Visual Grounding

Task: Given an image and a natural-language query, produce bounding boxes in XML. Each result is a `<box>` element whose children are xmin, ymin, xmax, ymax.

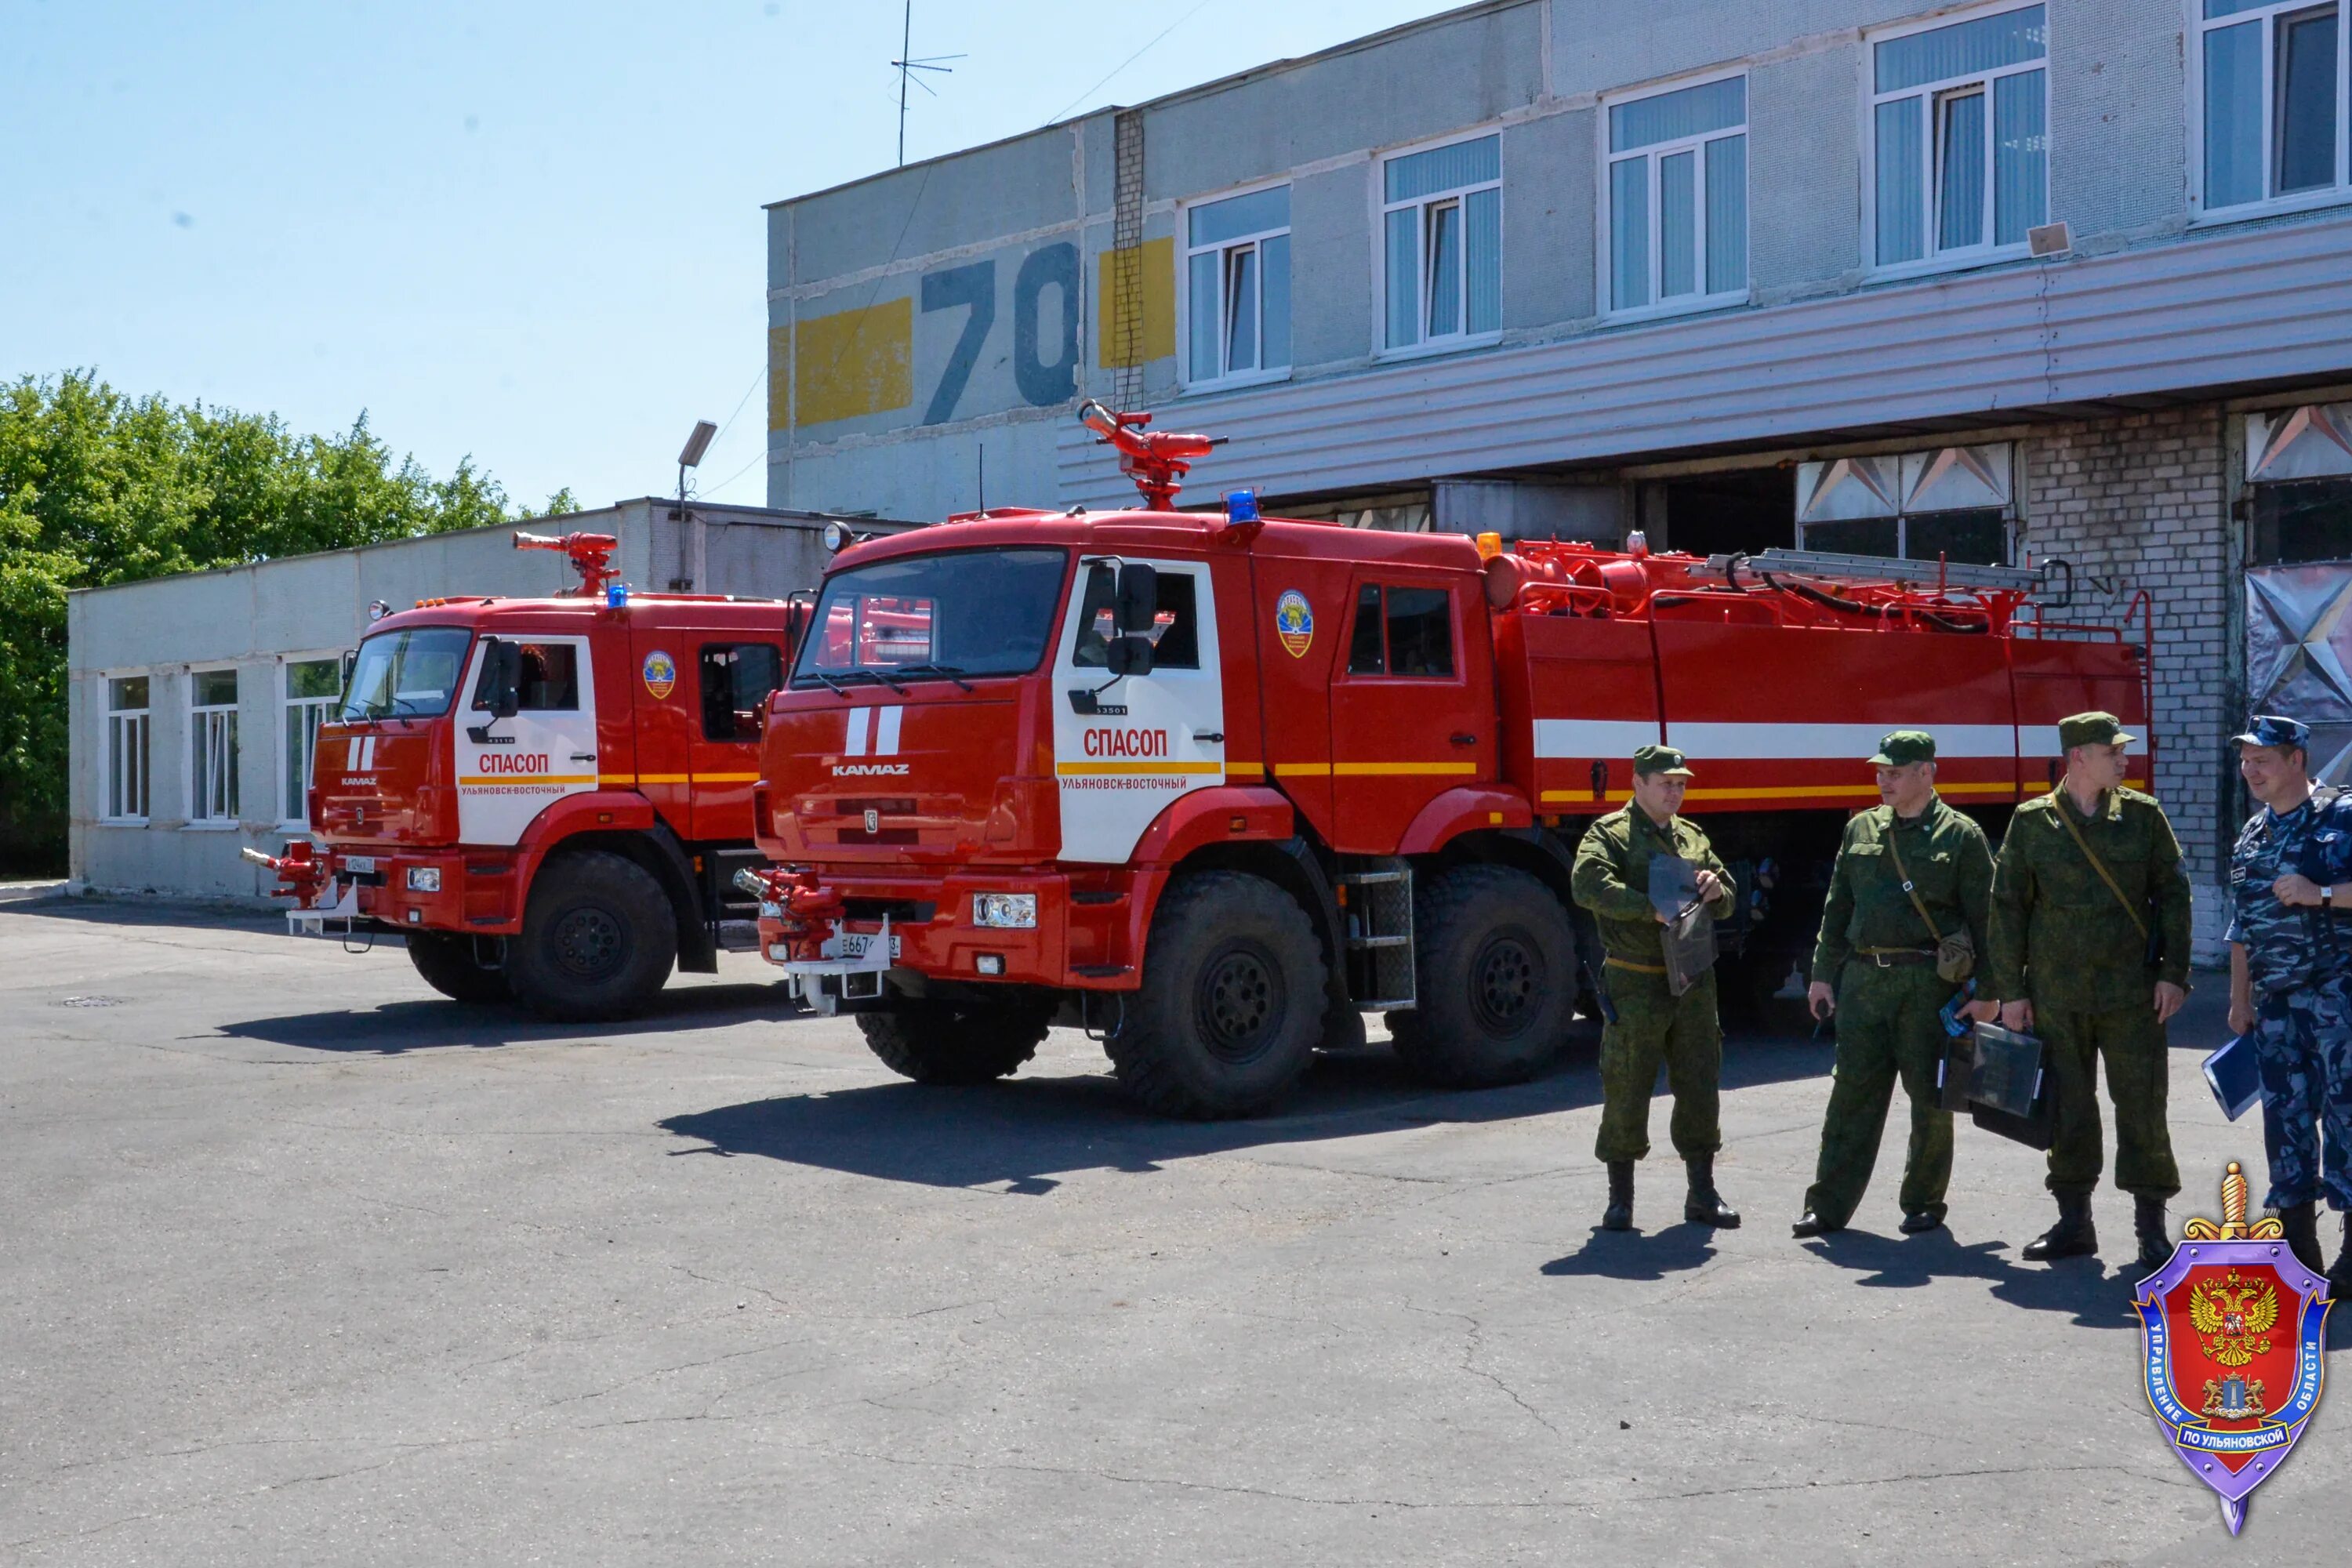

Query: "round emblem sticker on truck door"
<box><xmin>1275</xmin><ymin>590</ymin><xmax>1313</xmax><ymax>658</ymax></box>
<box><xmin>641</xmin><ymin>650</ymin><xmax>677</xmax><ymax>700</ymax></box>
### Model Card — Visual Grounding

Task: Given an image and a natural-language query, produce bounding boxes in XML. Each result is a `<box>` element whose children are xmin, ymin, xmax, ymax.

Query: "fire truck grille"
<box><xmin>842</xmin><ymin>898</ymin><xmax>937</xmax><ymax>924</ymax></box>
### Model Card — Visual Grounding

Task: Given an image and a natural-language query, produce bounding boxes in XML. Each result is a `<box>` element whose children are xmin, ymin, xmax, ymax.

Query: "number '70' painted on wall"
<box><xmin>921</xmin><ymin>244</ymin><xmax>1080</xmax><ymax>425</ymax></box>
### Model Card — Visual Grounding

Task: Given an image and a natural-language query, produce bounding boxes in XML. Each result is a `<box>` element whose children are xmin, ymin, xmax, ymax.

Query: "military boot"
<box><xmin>1602</xmin><ymin>1160</ymin><xmax>1635</xmax><ymax>1232</ymax></box>
<box><xmin>2022</xmin><ymin>1192</ymin><xmax>2097</xmax><ymax>1261</ymax></box>
<box><xmin>1683</xmin><ymin>1154</ymin><xmax>1740</xmax><ymax>1228</ymax></box>
<box><xmin>2133</xmin><ymin>1197</ymin><xmax>2171</xmax><ymax>1272</ymax></box>
<box><xmin>2328</xmin><ymin>1214</ymin><xmax>2352</xmax><ymax>1301</ymax></box>
<box><xmin>2280</xmin><ymin>1202</ymin><xmax>2325</xmax><ymax>1277</ymax></box>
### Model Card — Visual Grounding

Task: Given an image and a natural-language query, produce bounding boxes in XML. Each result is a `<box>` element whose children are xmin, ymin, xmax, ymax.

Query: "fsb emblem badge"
<box><xmin>2137</xmin><ymin>1162</ymin><xmax>2331</xmax><ymax>1534</ymax></box>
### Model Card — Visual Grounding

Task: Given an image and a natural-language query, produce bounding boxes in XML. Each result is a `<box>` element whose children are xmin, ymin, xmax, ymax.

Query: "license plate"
<box><xmin>343</xmin><ymin>855</ymin><xmax>377</xmax><ymax>874</ymax></box>
<box><xmin>837</xmin><ymin>932</ymin><xmax>901</xmax><ymax>960</ymax></box>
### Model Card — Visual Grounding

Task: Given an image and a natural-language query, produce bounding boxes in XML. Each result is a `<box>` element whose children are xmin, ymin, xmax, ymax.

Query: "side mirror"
<box><xmin>1114</xmin><ymin>562</ymin><xmax>1159</xmax><ymax>635</ymax></box>
<box><xmin>339</xmin><ymin>649</ymin><xmax>357</xmax><ymax>691</ymax></box>
<box><xmin>474</xmin><ymin>638</ymin><xmax>522</xmax><ymax>719</ymax></box>
<box><xmin>1105</xmin><ymin>633</ymin><xmax>1156</xmax><ymax>678</ymax></box>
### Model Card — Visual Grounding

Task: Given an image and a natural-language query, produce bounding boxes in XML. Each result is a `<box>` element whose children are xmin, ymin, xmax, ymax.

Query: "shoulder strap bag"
<box><xmin>2049</xmin><ymin>790</ymin><xmax>2160</xmax><ymax>966</ymax></box>
<box><xmin>1884</xmin><ymin>824</ymin><xmax>1975</xmax><ymax>983</ymax></box>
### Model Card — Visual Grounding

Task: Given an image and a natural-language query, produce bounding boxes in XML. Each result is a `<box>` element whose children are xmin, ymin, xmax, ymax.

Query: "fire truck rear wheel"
<box><xmin>506</xmin><ymin>851</ymin><xmax>678</xmax><ymax>1021</ymax></box>
<box><xmin>1107</xmin><ymin>871</ymin><xmax>1327</xmax><ymax>1120</ymax></box>
<box><xmin>1389</xmin><ymin>865</ymin><xmax>1573</xmax><ymax>1088</ymax></box>
<box><xmin>404</xmin><ymin>931</ymin><xmax>511</xmax><ymax>1004</ymax></box>
<box><xmin>857</xmin><ymin>1000</ymin><xmax>1054</xmax><ymax>1085</ymax></box>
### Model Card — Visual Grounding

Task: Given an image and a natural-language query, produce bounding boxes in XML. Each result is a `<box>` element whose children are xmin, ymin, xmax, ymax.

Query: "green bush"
<box><xmin>0</xmin><ymin>371</ymin><xmax>573</xmax><ymax>874</ymax></box>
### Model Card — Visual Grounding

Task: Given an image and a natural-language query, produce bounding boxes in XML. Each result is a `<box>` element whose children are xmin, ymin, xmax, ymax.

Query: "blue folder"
<box><xmin>2201</xmin><ymin>1033</ymin><xmax>2263</xmax><ymax>1122</ymax></box>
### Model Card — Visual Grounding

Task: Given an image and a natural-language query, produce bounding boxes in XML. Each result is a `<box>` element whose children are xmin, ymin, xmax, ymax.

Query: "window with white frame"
<box><xmin>281</xmin><ymin>656</ymin><xmax>343</xmax><ymax>824</ymax></box>
<box><xmin>1606</xmin><ymin>75</ymin><xmax>1749</xmax><ymax>314</ymax></box>
<box><xmin>1869</xmin><ymin>4</ymin><xmax>2049</xmax><ymax>267</ymax></box>
<box><xmin>1185</xmin><ymin>185</ymin><xmax>1290</xmax><ymax>387</ymax></box>
<box><xmin>2198</xmin><ymin>1</ymin><xmax>2348</xmax><ymax>213</ymax></box>
<box><xmin>104</xmin><ymin>674</ymin><xmax>150</xmax><ymax>823</ymax></box>
<box><xmin>1381</xmin><ymin>133</ymin><xmax>1501</xmax><ymax>352</ymax></box>
<box><xmin>190</xmin><ymin>667</ymin><xmax>240</xmax><ymax>824</ymax></box>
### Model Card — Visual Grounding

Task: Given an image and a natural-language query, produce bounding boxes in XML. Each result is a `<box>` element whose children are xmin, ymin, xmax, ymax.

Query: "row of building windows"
<box><xmin>102</xmin><ymin>658</ymin><xmax>343</xmax><ymax>829</ymax></box>
<box><xmin>1178</xmin><ymin>0</ymin><xmax>2351</xmax><ymax>390</ymax></box>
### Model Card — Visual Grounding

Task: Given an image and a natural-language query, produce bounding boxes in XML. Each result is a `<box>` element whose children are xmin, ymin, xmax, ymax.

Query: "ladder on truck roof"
<box><xmin>1707</xmin><ymin>548</ymin><xmax>2052</xmax><ymax>597</ymax></box>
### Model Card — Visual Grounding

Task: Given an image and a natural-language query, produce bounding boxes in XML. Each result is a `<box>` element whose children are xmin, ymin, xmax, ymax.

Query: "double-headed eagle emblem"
<box><xmin>2190</xmin><ymin>1267</ymin><xmax>2279</xmax><ymax>1368</ymax></box>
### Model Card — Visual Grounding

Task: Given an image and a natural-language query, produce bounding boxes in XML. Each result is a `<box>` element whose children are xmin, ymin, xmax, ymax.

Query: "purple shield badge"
<box><xmin>2136</xmin><ymin>1162</ymin><xmax>2332</xmax><ymax>1534</ymax></box>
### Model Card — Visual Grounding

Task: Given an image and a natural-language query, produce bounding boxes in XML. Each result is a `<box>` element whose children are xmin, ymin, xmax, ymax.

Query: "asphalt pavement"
<box><xmin>2</xmin><ymin>896</ymin><xmax>2343</xmax><ymax>1566</ymax></box>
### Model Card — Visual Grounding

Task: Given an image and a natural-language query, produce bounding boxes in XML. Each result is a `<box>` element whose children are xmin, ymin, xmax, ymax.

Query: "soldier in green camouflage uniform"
<box><xmin>1985</xmin><ymin>712</ymin><xmax>2193</xmax><ymax>1270</ymax></box>
<box><xmin>1792</xmin><ymin>731</ymin><xmax>1994</xmax><ymax>1239</ymax></box>
<box><xmin>1572</xmin><ymin>745</ymin><xmax>1742</xmax><ymax>1233</ymax></box>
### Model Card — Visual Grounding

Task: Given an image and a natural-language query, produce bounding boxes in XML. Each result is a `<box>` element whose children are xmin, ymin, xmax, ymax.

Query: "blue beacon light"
<box><xmin>607</xmin><ymin>583</ymin><xmax>630</xmax><ymax>609</ymax></box>
<box><xmin>1224</xmin><ymin>489</ymin><xmax>1260</xmax><ymax>523</ymax></box>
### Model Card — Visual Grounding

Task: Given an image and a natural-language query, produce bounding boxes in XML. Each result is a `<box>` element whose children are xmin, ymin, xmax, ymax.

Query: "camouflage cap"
<box><xmin>2230</xmin><ymin>713</ymin><xmax>2310</xmax><ymax>751</ymax></box>
<box><xmin>1868</xmin><ymin>730</ymin><xmax>1936</xmax><ymax>766</ymax></box>
<box><xmin>2058</xmin><ymin>711</ymin><xmax>2136</xmax><ymax>750</ymax></box>
<box><xmin>1633</xmin><ymin>744</ymin><xmax>1695</xmax><ymax>779</ymax></box>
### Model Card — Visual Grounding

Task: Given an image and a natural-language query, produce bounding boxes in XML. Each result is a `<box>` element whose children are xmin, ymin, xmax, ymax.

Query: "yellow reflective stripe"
<box><xmin>599</xmin><ymin>774</ymin><xmax>635</xmax><ymax>786</ymax></box>
<box><xmin>1270</xmin><ymin>761</ymin><xmax>1480</xmax><ymax>779</ymax></box>
<box><xmin>1056</xmin><ymin>760</ymin><xmax>1224</xmax><ymax>776</ymax></box>
<box><xmin>461</xmin><ymin>774</ymin><xmax>597</xmax><ymax>786</ymax></box>
<box><xmin>1334</xmin><ymin>761</ymin><xmax>1479</xmax><ymax>777</ymax></box>
<box><xmin>1225</xmin><ymin>761</ymin><xmax>1266</xmax><ymax>779</ymax></box>
<box><xmin>695</xmin><ymin>772</ymin><xmax>761</xmax><ymax>783</ymax></box>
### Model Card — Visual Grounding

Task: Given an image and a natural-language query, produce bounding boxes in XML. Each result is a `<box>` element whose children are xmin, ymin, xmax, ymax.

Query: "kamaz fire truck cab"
<box><xmin>752</xmin><ymin>405</ymin><xmax>2146</xmax><ymax>1119</ymax></box>
<box><xmin>252</xmin><ymin>532</ymin><xmax>804</xmax><ymax>1020</ymax></box>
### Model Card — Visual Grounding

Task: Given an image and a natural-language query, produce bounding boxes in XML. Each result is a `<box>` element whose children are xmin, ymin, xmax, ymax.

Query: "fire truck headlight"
<box><xmin>405</xmin><ymin>866</ymin><xmax>442</xmax><ymax>893</ymax></box>
<box><xmin>972</xmin><ymin>892</ymin><xmax>1037</xmax><ymax>929</ymax></box>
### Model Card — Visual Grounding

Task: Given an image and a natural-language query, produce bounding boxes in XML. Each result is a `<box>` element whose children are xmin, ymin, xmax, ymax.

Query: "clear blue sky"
<box><xmin>2</xmin><ymin>0</ymin><xmax>1465</xmax><ymax>514</ymax></box>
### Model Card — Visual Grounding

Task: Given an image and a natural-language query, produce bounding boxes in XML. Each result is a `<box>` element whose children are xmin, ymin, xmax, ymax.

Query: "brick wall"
<box><xmin>2021</xmin><ymin>405</ymin><xmax>2236</xmax><ymax>960</ymax></box>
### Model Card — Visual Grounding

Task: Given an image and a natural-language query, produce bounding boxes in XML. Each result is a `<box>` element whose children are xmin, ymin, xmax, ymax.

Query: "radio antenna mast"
<box><xmin>891</xmin><ymin>2</ymin><xmax>963</xmax><ymax>166</ymax></box>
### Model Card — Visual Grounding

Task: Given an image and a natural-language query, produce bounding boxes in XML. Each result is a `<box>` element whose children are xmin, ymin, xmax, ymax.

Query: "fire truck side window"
<box><xmin>1347</xmin><ymin>584</ymin><xmax>1456</xmax><ymax>678</ymax></box>
<box><xmin>699</xmin><ymin>644</ymin><xmax>784</xmax><ymax>741</ymax></box>
<box><xmin>514</xmin><ymin>644</ymin><xmax>579</xmax><ymax>710</ymax></box>
<box><xmin>1347</xmin><ymin>585</ymin><xmax>1385</xmax><ymax>673</ymax></box>
<box><xmin>1071</xmin><ymin>564</ymin><xmax>1199</xmax><ymax>670</ymax></box>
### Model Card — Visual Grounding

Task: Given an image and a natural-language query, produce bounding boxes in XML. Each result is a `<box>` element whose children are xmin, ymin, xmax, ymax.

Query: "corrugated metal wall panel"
<box><xmin>1057</xmin><ymin>214</ymin><xmax>2352</xmax><ymax>506</ymax></box>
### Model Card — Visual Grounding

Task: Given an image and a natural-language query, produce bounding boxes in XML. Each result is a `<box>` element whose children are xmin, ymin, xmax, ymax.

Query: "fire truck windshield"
<box><xmin>792</xmin><ymin>547</ymin><xmax>1067</xmax><ymax>687</ymax></box>
<box><xmin>340</xmin><ymin>626</ymin><xmax>472</xmax><ymax>720</ymax></box>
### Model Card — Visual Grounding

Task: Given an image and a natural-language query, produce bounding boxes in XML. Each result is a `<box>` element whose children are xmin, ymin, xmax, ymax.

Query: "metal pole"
<box><xmin>898</xmin><ymin>0</ymin><xmax>911</xmax><ymax>167</ymax></box>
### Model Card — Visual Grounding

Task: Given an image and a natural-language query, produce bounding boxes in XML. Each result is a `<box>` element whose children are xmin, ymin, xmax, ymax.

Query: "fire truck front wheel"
<box><xmin>1107</xmin><ymin>871</ymin><xmax>1327</xmax><ymax>1120</ymax></box>
<box><xmin>404</xmin><ymin>932</ymin><xmax>511</xmax><ymax>1004</ymax></box>
<box><xmin>1388</xmin><ymin>865</ymin><xmax>1574</xmax><ymax>1088</ymax></box>
<box><xmin>506</xmin><ymin>851</ymin><xmax>678</xmax><ymax>1021</ymax></box>
<box><xmin>857</xmin><ymin>1000</ymin><xmax>1054</xmax><ymax>1086</ymax></box>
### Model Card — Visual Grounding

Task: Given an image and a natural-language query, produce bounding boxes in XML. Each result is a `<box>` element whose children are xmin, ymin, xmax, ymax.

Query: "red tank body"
<box><xmin>249</xmin><ymin>532</ymin><xmax>806</xmax><ymax>1020</ymax></box>
<box><xmin>749</xmin><ymin>408</ymin><xmax>2148</xmax><ymax>1117</ymax></box>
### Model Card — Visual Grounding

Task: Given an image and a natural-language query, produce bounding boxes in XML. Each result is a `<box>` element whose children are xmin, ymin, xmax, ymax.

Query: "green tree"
<box><xmin>0</xmin><ymin>370</ymin><xmax>568</xmax><ymax>873</ymax></box>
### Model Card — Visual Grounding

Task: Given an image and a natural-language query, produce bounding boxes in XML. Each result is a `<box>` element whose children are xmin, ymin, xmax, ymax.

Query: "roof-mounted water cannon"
<box><xmin>514</xmin><ymin>530</ymin><xmax>621</xmax><ymax>598</ymax></box>
<box><xmin>1077</xmin><ymin>399</ymin><xmax>1223</xmax><ymax>510</ymax></box>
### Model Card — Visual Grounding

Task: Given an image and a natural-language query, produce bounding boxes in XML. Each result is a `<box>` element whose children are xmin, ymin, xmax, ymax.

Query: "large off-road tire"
<box><xmin>858</xmin><ymin>999</ymin><xmax>1054</xmax><ymax>1085</ymax></box>
<box><xmin>1105</xmin><ymin>871</ymin><xmax>1327</xmax><ymax>1120</ymax></box>
<box><xmin>1388</xmin><ymin>864</ymin><xmax>1575</xmax><ymax>1088</ymax></box>
<box><xmin>505</xmin><ymin>850</ymin><xmax>678</xmax><ymax>1022</ymax></box>
<box><xmin>404</xmin><ymin>931</ymin><xmax>511</xmax><ymax>1004</ymax></box>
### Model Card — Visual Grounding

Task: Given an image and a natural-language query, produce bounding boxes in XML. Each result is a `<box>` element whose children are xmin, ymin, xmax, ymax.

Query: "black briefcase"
<box><xmin>1962</xmin><ymin>1023</ymin><xmax>2056</xmax><ymax>1151</ymax></box>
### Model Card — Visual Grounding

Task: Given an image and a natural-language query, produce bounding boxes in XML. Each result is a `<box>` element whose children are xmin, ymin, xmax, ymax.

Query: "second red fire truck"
<box><xmin>748</xmin><ymin>404</ymin><xmax>2151</xmax><ymax>1120</ymax></box>
<box><xmin>251</xmin><ymin>532</ymin><xmax>806</xmax><ymax>1020</ymax></box>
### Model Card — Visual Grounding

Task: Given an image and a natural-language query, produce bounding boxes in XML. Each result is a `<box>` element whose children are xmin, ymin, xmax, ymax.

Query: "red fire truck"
<box><xmin>749</xmin><ymin>405</ymin><xmax>2149</xmax><ymax>1118</ymax></box>
<box><xmin>249</xmin><ymin>532</ymin><xmax>806</xmax><ymax>1020</ymax></box>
